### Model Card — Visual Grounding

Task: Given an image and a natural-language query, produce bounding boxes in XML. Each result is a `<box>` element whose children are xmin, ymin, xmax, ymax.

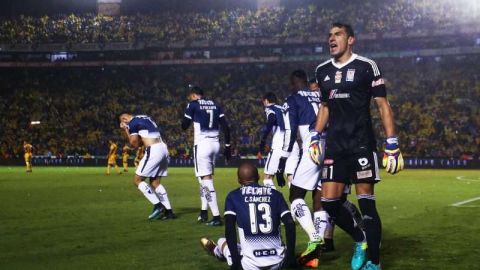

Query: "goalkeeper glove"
<box><xmin>382</xmin><ymin>137</ymin><xmax>404</xmax><ymax>174</ymax></box>
<box><xmin>275</xmin><ymin>157</ymin><xmax>287</xmax><ymax>187</ymax></box>
<box><xmin>308</xmin><ymin>131</ymin><xmax>323</xmax><ymax>165</ymax></box>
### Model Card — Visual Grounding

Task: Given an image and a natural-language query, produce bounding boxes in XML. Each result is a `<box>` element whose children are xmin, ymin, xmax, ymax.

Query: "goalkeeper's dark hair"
<box><xmin>188</xmin><ymin>85</ymin><xmax>204</xmax><ymax>96</ymax></box>
<box><xmin>308</xmin><ymin>78</ymin><xmax>318</xmax><ymax>85</ymax></box>
<box><xmin>290</xmin><ymin>69</ymin><xmax>308</xmax><ymax>84</ymax></box>
<box><xmin>262</xmin><ymin>92</ymin><xmax>277</xmax><ymax>104</ymax></box>
<box><xmin>331</xmin><ymin>22</ymin><xmax>355</xmax><ymax>37</ymax></box>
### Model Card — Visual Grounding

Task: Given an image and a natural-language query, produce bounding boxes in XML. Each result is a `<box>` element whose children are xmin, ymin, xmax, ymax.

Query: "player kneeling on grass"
<box><xmin>119</xmin><ymin>112</ymin><xmax>176</xmax><ymax>220</ymax></box>
<box><xmin>201</xmin><ymin>161</ymin><xmax>297</xmax><ymax>270</ymax></box>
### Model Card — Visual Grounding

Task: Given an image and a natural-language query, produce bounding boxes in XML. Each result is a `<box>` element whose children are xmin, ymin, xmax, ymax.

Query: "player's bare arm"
<box><xmin>375</xmin><ymin>97</ymin><xmax>396</xmax><ymax>137</ymax></box>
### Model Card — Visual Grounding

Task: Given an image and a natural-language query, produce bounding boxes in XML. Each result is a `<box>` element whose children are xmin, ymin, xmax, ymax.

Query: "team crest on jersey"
<box><xmin>346</xmin><ymin>69</ymin><xmax>355</xmax><ymax>82</ymax></box>
<box><xmin>335</xmin><ymin>71</ymin><xmax>342</xmax><ymax>83</ymax></box>
<box><xmin>324</xmin><ymin>75</ymin><xmax>330</xmax><ymax>81</ymax></box>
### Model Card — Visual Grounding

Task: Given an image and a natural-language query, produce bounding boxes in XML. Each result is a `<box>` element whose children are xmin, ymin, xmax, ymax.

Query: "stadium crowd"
<box><xmin>0</xmin><ymin>55</ymin><xmax>478</xmax><ymax>159</ymax></box>
<box><xmin>0</xmin><ymin>0</ymin><xmax>476</xmax><ymax>45</ymax></box>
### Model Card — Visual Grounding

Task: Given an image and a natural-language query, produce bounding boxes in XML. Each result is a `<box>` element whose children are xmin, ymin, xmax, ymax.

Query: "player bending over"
<box><xmin>200</xmin><ymin>161</ymin><xmax>297</xmax><ymax>270</ymax></box>
<box><xmin>310</xmin><ymin>22</ymin><xmax>404</xmax><ymax>270</ymax></box>
<box><xmin>181</xmin><ymin>85</ymin><xmax>231</xmax><ymax>226</ymax></box>
<box><xmin>119</xmin><ymin>113</ymin><xmax>176</xmax><ymax>220</ymax></box>
<box><xmin>257</xmin><ymin>92</ymin><xmax>289</xmax><ymax>189</ymax></box>
<box><xmin>23</xmin><ymin>141</ymin><xmax>33</xmax><ymax>173</ymax></box>
<box><xmin>106</xmin><ymin>140</ymin><xmax>122</xmax><ymax>175</ymax></box>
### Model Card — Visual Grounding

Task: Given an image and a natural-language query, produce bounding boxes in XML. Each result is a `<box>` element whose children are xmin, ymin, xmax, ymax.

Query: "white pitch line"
<box><xmin>456</xmin><ymin>176</ymin><xmax>480</xmax><ymax>182</ymax></box>
<box><xmin>450</xmin><ymin>196</ymin><xmax>480</xmax><ymax>207</ymax></box>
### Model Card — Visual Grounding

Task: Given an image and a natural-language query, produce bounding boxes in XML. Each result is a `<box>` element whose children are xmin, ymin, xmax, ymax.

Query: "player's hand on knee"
<box><xmin>383</xmin><ymin>137</ymin><xmax>404</xmax><ymax>174</ymax></box>
<box><xmin>308</xmin><ymin>132</ymin><xmax>323</xmax><ymax>165</ymax></box>
<box><xmin>224</xmin><ymin>144</ymin><xmax>232</xmax><ymax>161</ymax></box>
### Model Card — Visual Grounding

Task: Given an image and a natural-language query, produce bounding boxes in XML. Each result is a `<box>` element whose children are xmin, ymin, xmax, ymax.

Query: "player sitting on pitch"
<box><xmin>200</xmin><ymin>161</ymin><xmax>297</xmax><ymax>270</ymax></box>
<box><xmin>119</xmin><ymin>113</ymin><xmax>176</xmax><ymax>220</ymax></box>
<box><xmin>257</xmin><ymin>92</ymin><xmax>289</xmax><ymax>189</ymax></box>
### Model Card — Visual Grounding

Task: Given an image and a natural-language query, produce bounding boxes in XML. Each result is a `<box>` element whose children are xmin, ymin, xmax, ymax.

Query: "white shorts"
<box><xmin>291</xmin><ymin>138</ymin><xmax>325</xmax><ymax>191</ymax></box>
<box><xmin>264</xmin><ymin>149</ymin><xmax>287</xmax><ymax>175</ymax></box>
<box><xmin>285</xmin><ymin>142</ymin><xmax>301</xmax><ymax>175</ymax></box>
<box><xmin>193</xmin><ymin>141</ymin><xmax>220</xmax><ymax>177</ymax></box>
<box><xmin>136</xmin><ymin>142</ymin><xmax>168</xmax><ymax>178</ymax></box>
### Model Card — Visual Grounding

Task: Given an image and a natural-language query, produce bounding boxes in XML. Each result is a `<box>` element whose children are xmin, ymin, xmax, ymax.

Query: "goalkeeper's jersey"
<box><xmin>315</xmin><ymin>53</ymin><xmax>387</xmax><ymax>155</ymax></box>
<box><xmin>224</xmin><ymin>183</ymin><xmax>290</xmax><ymax>267</ymax></box>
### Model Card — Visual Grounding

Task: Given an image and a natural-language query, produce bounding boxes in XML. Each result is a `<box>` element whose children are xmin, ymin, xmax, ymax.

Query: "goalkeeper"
<box><xmin>309</xmin><ymin>22</ymin><xmax>404</xmax><ymax>270</ymax></box>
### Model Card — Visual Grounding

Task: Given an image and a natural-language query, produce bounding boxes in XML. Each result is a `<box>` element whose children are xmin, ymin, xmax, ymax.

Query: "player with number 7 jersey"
<box><xmin>182</xmin><ymin>86</ymin><xmax>231</xmax><ymax>226</ymax></box>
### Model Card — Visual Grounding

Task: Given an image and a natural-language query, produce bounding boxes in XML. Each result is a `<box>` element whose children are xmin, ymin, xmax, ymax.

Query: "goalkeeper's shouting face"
<box><xmin>328</xmin><ymin>22</ymin><xmax>356</xmax><ymax>60</ymax></box>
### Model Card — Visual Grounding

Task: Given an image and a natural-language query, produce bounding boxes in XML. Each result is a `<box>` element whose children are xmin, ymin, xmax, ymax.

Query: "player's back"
<box><xmin>184</xmin><ymin>98</ymin><xmax>224</xmax><ymax>145</ymax></box>
<box><xmin>285</xmin><ymin>90</ymin><xmax>321</xmax><ymax>146</ymax></box>
<box><xmin>24</xmin><ymin>144</ymin><xmax>32</xmax><ymax>154</ymax></box>
<box><xmin>265</xmin><ymin>104</ymin><xmax>286</xmax><ymax>150</ymax></box>
<box><xmin>128</xmin><ymin>115</ymin><xmax>162</xmax><ymax>139</ymax></box>
<box><xmin>225</xmin><ymin>183</ymin><xmax>290</xmax><ymax>267</ymax></box>
<box><xmin>110</xmin><ymin>143</ymin><xmax>117</xmax><ymax>153</ymax></box>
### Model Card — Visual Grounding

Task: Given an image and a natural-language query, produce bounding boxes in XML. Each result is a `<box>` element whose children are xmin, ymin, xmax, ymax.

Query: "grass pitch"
<box><xmin>0</xmin><ymin>166</ymin><xmax>479</xmax><ymax>270</ymax></box>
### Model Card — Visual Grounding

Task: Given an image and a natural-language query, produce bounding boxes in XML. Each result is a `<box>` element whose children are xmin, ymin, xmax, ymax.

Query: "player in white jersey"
<box><xmin>258</xmin><ymin>92</ymin><xmax>289</xmax><ymax>189</ymax></box>
<box><xmin>200</xmin><ymin>161</ymin><xmax>297</xmax><ymax>270</ymax></box>
<box><xmin>182</xmin><ymin>86</ymin><xmax>231</xmax><ymax>226</ymax></box>
<box><xmin>119</xmin><ymin>113</ymin><xmax>175</xmax><ymax>220</ymax></box>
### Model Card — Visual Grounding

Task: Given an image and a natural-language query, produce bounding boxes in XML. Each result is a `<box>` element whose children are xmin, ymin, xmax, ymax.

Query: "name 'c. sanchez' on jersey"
<box><xmin>127</xmin><ymin>115</ymin><xmax>162</xmax><ymax>139</ymax></box>
<box><xmin>315</xmin><ymin>53</ymin><xmax>387</xmax><ymax>155</ymax></box>
<box><xmin>183</xmin><ymin>98</ymin><xmax>226</xmax><ymax>145</ymax></box>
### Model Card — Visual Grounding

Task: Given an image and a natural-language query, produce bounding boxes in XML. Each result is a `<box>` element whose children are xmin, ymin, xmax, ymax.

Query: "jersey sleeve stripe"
<box><xmin>184</xmin><ymin>114</ymin><xmax>192</xmax><ymax>119</ymax></box>
<box><xmin>280</xmin><ymin>210</ymin><xmax>290</xmax><ymax>218</ymax></box>
<box><xmin>224</xmin><ymin>210</ymin><xmax>236</xmax><ymax>216</ymax></box>
<box><xmin>219</xmin><ymin>114</ymin><xmax>225</xmax><ymax>118</ymax></box>
<box><xmin>357</xmin><ymin>56</ymin><xmax>380</xmax><ymax>76</ymax></box>
<box><xmin>129</xmin><ymin>133</ymin><xmax>139</xmax><ymax>136</ymax></box>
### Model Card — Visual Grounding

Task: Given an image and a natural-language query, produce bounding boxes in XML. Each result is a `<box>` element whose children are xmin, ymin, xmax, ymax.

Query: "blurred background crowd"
<box><xmin>0</xmin><ymin>0</ymin><xmax>477</xmax><ymax>45</ymax></box>
<box><xmin>0</xmin><ymin>54</ymin><xmax>478</xmax><ymax>159</ymax></box>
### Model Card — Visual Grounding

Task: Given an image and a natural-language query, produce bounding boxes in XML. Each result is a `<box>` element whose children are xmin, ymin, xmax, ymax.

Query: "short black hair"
<box><xmin>189</xmin><ymin>85</ymin><xmax>204</xmax><ymax>96</ymax></box>
<box><xmin>308</xmin><ymin>78</ymin><xmax>317</xmax><ymax>84</ymax></box>
<box><xmin>262</xmin><ymin>92</ymin><xmax>277</xmax><ymax>103</ymax></box>
<box><xmin>331</xmin><ymin>22</ymin><xmax>355</xmax><ymax>37</ymax></box>
<box><xmin>291</xmin><ymin>69</ymin><xmax>308</xmax><ymax>83</ymax></box>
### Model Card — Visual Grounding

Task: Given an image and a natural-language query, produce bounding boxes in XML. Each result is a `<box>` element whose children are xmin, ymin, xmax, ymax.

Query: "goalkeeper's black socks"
<box><xmin>321</xmin><ymin>198</ymin><xmax>365</xmax><ymax>243</ymax></box>
<box><xmin>358</xmin><ymin>195</ymin><xmax>382</xmax><ymax>265</ymax></box>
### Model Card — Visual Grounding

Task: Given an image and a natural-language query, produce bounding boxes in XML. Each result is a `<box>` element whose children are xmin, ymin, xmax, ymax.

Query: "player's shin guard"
<box><xmin>313</xmin><ymin>210</ymin><xmax>329</xmax><ymax>239</ymax></box>
<box><xmin>138</xmin><ymin>181</ymin><xmax>160</xmax><ymax>205</ymax></box>
<box><xmin>291</xmin><ymin>199</ymin><xmax>320</xmax><ymax>241</ymax></box>
<box><xmin>202</xmin><ymin>179</ymin><xmax>220</xmax><ymax>217</ymax></box>
<box><xmin>155</xmin><ymin>184</ymin><xmax>172</xmax><ymax>210</ymax></box>
<box><xmin>263</xmin><ymin>178</ymin><xmax>276</xmax><ymax>189</ymax></box>
<box><xmin>357</xmin><ymin>194</ymin><xmax>382</xmax><ymax>265</ymax></box>
<box><xmin>321</xmin><ymin>198</ymin><xmax>365</xmax><ymax>243</ymax></box>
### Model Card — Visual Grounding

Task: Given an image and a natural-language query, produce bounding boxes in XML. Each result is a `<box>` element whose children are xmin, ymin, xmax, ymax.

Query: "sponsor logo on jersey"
<box><xmin>346</xmin><ymin>69</ymin><xmax>355</xmax><ymax>82</ymax></box>
<box><xmin>329</xmin><ymin>89</ymin><xmax>350</xmax><ymax>99</ymax></box>
<box><xmin>335</xmin><ymin>71</ymin><xmax>342</xmax><ymax>83</ymax></box>
<box><xmin>253</xmin><ymin>249</ymin><xmax>277</xmax><ymax>257</ymax></box>
<box><xmin>324</xmin><ymin>159</ymin><xmax>334</xmax><ymax>165</ymax></box>
<box><xmin>324</xmin><ymin>75</ymin><xmax>330</xmax><ymax>81</ymax></box>
<box><xmin>372</xmin><ymin>78</ymin><xmax>385</xmax><ymax>87</ymax></box>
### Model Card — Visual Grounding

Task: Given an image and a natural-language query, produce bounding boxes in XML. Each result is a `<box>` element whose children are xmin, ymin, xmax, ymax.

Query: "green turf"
<box><xmin>0</xmin><ymin>167</ymin><xmax>479</xmax><ymax>270</ymax></box>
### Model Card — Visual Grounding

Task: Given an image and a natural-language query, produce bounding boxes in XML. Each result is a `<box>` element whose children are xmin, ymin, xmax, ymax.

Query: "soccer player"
<box><xmin>134</xmin><ymin>145</ymin><xmax>145</xmax><ymax>168</ymax></box>
<box><xmin>181</xmin><ymin>86</ymin><xmax>231</xmax><ymax>226</ymax></box>
<box><xmin>200</xmin><ymin>161</ymin><xmax>297</xmax><ymax>270</ymax></box>
<box><xmin>23</xmin><ymin>141</ymin><xmax>33</xmax><ymax>172</ymax></box>
<box><xmin>119</xmin><ymin>113</ymin><xmax>176</xmax><ymax>220</ymax></box>
<box><xmin>310</xmin><ymin>22</ymin><xmax>404</xmax><ymax>270</ymax></box>
<box><xmin>106</xmin><ymin>140</ymin><xmax>121</xmax><ymax>175</ymax></box>
<box><xmin>122</xmin><ymin>145</ymin><xmax>131</xmax><ymax>172</ymax></box>
<box><xmin>281</xmin><ymin>69</ymin><xmax>331</xmax><ymax>264</ymax></box>
<box><xmin>257</xmin><ymin>92</ymin><xmax>288</xmax><ymax>189</ymax></box>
